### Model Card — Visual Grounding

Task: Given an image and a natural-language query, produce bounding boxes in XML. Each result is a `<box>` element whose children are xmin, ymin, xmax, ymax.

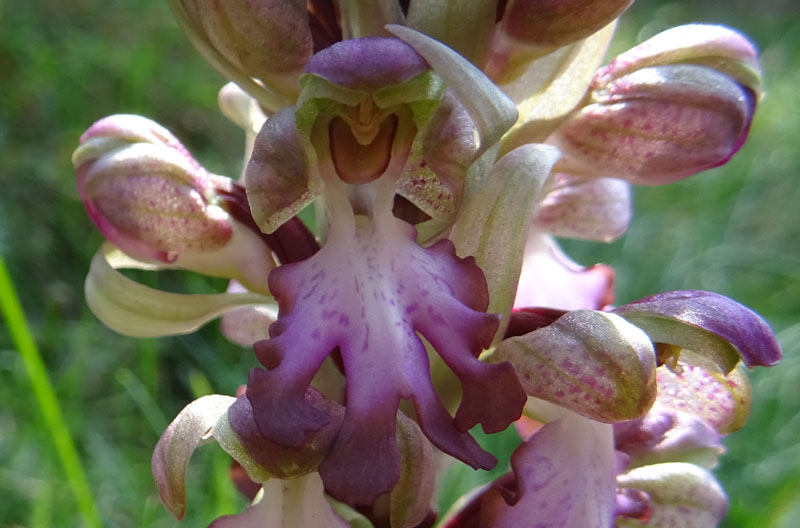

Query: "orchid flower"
<box><xmin>69</xmin><ymin>1</ymin><xmax>784</xmax><ymax>527</ymax></box>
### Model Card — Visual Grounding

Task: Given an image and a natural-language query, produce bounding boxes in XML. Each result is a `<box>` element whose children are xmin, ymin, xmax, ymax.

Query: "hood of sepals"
<box><xmin>244</xmin><ymin>37</ymin><xmax>528</xmax><ymax>509</ymax></box>
<box><xmin>296</xmin><ymin>38</ymin><xmax>477</xmax><ymax>226</ymax></box>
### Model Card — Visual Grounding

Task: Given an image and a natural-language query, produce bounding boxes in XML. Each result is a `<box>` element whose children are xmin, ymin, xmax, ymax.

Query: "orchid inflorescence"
<box><xmin>72</xmin><ymin>1</ymin><xmax>782</xmax><ymax>527</ymax></box>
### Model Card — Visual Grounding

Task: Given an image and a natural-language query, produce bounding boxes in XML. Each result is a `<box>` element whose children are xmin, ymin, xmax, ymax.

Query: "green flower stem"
<box><xmin>0</xmin><ymin>256</ymin><xmax>102</xmax><ymax>528</ymax></box>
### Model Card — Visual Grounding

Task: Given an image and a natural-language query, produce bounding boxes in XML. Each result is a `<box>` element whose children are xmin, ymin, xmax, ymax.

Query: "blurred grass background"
<box><xmin>0</xmin><ymin>1</ymin><xmax>797</xmax><ymax>526</ymax></box>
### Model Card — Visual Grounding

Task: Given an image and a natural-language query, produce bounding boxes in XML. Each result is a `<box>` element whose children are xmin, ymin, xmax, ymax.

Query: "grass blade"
<box><xmin>0</xmin><ymin>256</ymin><xmax>103</xmax><ymax>528</ymax></box>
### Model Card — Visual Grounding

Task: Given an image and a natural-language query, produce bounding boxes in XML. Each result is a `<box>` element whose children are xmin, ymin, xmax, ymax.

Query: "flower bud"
<box><xmin>492</xmin><ymin>310</ymin><xmax>657</xmax><ymax>422</ymax></box>
<box><xmin>498</xmin><ymin>0</ymin><xmax>633</xmax><ymax>48</ymax></box>
<box><xmin>616</xmin><ymin>463</ymin><xmax>728</xmax><ymax>527</ymax></box>
<box><xmin>173</xmin><ymin>0</ymin><xmax>313</xmax><ymax>102</ymax></box>
<box><xmin>596</xmin><ymin>24</ymin><xmax>763</xmax><ymax>97</ymax></box>
<box><xmin>74</xmin><ymin>115</ymin><xmax>232</xmax><ymax>263</ymax></box>
<box><xmin>552</xmin><ymin>64</ymin><xmax>755</xmax><ymax>184</ymax></box>
<box><xmin>74</xmin><ymin>115</ymin><xmax>275</xmax><ymax>293</ymax></box>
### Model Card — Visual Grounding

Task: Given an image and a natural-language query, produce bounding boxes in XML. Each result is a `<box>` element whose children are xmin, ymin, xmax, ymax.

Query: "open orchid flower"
<box><xmin>68</xmin><ymin>2</ymin><xmax>785</xmax><ymax>528</ymax></box>
<box><xmin>243</xmin><ymin>36</ymin><xmax>532</xmax><ymax>506</ymax></box>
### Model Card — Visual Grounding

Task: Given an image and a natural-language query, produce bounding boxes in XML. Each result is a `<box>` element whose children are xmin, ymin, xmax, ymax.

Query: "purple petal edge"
<box><xmin>615</xmin><ymin>290</ymin><xmax>781</xmax><ymax>368</ymax></box>
<box><xmin>304</xmin><ymin>38</ymin><xmax>430</xmax><ymax>91</ymax></box>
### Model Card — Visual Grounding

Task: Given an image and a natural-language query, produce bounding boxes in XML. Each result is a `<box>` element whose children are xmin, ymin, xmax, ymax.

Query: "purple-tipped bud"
<box><xmin>73</xmin><ymin>115</ymin><xmax>232</xmax><ymax>263</ymax></box>
<box><xmin>552</xmin><ymin>64</ymin><xmax>755</xmax><ymax>185</ymax></box>
<box><xmin>176</xmin><ymin>0</ymin><xmax>313</xmax><ymax>99</ymax></box>
<box><xmin>551</xmin><ymin>24</ymin><xmax>762</xmax><ymax>185</ymax></box>
<box><xmin>498</xmin><ymin>0</ymin><xmax>633</xmax><ymax>48</ymax></box>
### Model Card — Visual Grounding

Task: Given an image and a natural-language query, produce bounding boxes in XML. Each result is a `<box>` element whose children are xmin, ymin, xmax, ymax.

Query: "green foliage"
<box><xmin>1</xmin><ymin>1</ymin><xmax>797</xmax><ymax>526</ymax></box>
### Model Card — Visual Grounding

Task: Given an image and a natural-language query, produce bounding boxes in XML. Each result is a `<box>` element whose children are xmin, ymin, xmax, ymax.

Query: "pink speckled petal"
<box><xmin>493</xmin><ymin>310</ymin><xmax>656</xmax><ymax>423</ymax></box>
<box><xmin>652</xmin><ymin>354</ymin><xmax>752</xmax><ymax>436</ymax></box>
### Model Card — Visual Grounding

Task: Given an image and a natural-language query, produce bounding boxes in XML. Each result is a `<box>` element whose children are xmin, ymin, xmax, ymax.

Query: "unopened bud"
<box><xmin>499</xmin><ymin>0</ymin><xmax>633</xmax><ymax>47</ymax></box>
<box><xmin>596</xmin><ymin>24</ymin><xmax>762</xmax><ymax>97</ymax></box>
<box><xmin>74</xmin><ymin>115</ymin><xmax>275</xmax><ymax>293</ymax></box>
<box><xmin>74</xmin><ymin>115</ymin><xmax>231</xmax><ymax>263</ymax></box>
<box><xmin>493</xmin><ymin>310</ymin><xmax>657</xmax><ymax>423</ymax></box>
<box><xmin>175</xmin><ymin>0</ymin><xmax>313</xmax><ymax>101</ymax></box>
<box><xmin>552</xmin><ymin>64</ymin><xmax>755</xmax><ymax>184</ymax></box>
<box><xmin>616</xmin><ymin>463</ymin><xmax>728</xmax><ymax>526</ymax></box>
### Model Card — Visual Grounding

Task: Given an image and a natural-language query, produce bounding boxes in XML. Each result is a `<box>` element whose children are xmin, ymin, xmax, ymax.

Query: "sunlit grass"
<box><xmin>0</xmin><ymin>256</ymin><xmax>102</xmax><ymax>528</ymax></box>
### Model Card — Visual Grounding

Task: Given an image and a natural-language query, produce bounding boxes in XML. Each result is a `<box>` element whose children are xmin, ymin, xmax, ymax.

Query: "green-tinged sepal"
<box><xmin>496</xmin><ymin>22</ymin><xmax>617</xmax><ymax>153</ymax></box>
<box><xmin>388</xmin><ymin>24</ymin><xmax>518</xmax><ymax>157</ymax></box>
<box><xmin>405</xmin><ymin>0</ymin><xmax>497</xmax><ymax>66</ymax></box>
<box><xmin>450</xmin><ymin>144</ymin><xmax>561</xmax><ymax>340</ymax></box>
<box><xmin>152</xmin><ymin>395</ymin><xmax>241</xmax><ymax>520</ymax></box>
<box><xmin>336</xmin><ymin>0</ymin><xmax>404</xmax><ymax>39</ymax></box>
<box><xmin>85</xmin><ymin>246</ymin><xmax>273</xmax><ymax>338</ymax></box>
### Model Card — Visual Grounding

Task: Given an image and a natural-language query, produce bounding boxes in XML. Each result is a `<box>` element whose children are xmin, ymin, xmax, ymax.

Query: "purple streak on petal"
<box><xmin>614</xmin><ymin>290</ymin><xmax>781</xmax><ymax>367</ymax></box>
<box><xmin>304</xmin><ymin>37</ymin><xmax>429</xmax><ymax>91</ymax></box>
<box><xmin>480</xmin><ymin>414</ymin><xmax>616</xmax><ymax>527</ymax></box>
<box><xmin>708</xmin><ymin>87</ymin><xmax>757</xmax><ymax>169</ymax></box>
<box><xmin>249</xmin><ymin>216</ymin><xmax>513</xmax><ymax>505</ymax></box>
